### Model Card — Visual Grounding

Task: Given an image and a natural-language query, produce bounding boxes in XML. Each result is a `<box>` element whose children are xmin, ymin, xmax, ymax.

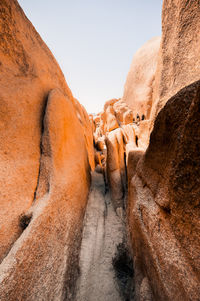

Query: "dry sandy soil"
<box><xmin>75</xmin><ymin>172</ymin><xmax>134</xmax><ymax>301</ymax></box>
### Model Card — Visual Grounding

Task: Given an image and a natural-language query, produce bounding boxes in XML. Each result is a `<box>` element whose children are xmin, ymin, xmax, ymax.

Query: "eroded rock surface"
<box><xmin>128</xmin><ymin>81</ymin><xmax>200</xmax><ymax>301</ymax></box>
<box><xmin>151</xmin><ymin>0</ymin><xmax>200</xmax><ymax>123</ymax></box>
<box><xmin>0</xmin><ymin>1</ymin><xmax>94</xmax><ymax>300</ymax></box>
<box><xmin>0</xmin><ymin>0</ymin><xmax>199</xmax><ymax>300</ymax></box>
<box><xmin>0</xmin><ymin>86</ymin><xmax>92</xmax><ymax>301</ymax></box>
<box><xmin>122</xmin><ymin>37</ymin><xmax>160</xmax><ymax>121</ymax></box>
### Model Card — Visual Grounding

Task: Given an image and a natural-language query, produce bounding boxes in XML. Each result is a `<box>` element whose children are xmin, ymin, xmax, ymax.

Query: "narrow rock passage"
<box><xmin>75</xmin><ymin>171</ymin><xmax>131</xmax><ymax>301</ymax></box>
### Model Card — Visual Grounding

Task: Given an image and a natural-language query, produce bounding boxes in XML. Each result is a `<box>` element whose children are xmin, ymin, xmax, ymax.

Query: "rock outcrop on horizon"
<box><xmin>0</xmin><ymin>0</ymin><xmax>94</xmax><ymax>300</ymax></box>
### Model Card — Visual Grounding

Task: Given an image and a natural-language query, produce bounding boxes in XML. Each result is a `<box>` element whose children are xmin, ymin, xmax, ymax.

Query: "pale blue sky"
<box><xmin>18</xmin><ymin>0</ymin><xmax>162</xmax><ymax>113</ymax></box>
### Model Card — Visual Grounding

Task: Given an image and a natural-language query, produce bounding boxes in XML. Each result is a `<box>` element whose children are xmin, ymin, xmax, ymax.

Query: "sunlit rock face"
<box><xmin>151</xmin><ymin>0</ymin><xmax>200</xmax><ymax>124</ymax></box>
<box><xmin>0</xmin><ymin>0</ymin><xmax>199</xmax><ymax>300</ymax></box>
<box><xmin>94</xmin><ymin>91</ymin><xmax>151</xmax><ymax>210</ymax></box>
<box><xmin>105</xmin><ymin>128</ymin><xmax>126</xmax><ymax>209</ymax></box>
<box><xmin>122</xmin><ymin>37</ymin><xmax>161</xmax><ymax>122</ymax></box>
<box><xmin>0</xmin><ymin>0</ymin><xmax>94</xmax><ymax>299</ymax></box>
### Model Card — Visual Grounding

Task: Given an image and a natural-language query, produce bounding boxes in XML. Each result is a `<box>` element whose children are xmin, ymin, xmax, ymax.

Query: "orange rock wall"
<box><xmin>0</xmin><ymin>89</ymin><xmax>91</xmax><ymax>300</ymax></box>
<box><xmin>0</xmin><ymin>0</ymin><xmax>94</xmax><ymax>299</ymax></box>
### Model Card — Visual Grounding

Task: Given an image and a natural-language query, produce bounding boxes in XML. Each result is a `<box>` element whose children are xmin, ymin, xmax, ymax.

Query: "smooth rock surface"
<box><xmin>0</xmin><ymin>1</ymin><xmax>94</xmax><ymax>299</ymax></box>
<box><xmin>0</xmin><ymin>88</ymin><xmax>91</xmax><ymax>301</ymax></box>
<box><xmin>122</xmin><ymin>37</ymin><xmax>160</xmax><ymax>120</ymax></box>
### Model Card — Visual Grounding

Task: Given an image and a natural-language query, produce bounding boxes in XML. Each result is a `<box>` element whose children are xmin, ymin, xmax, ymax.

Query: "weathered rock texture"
<box><xmin>122</xmin><ymin>37</ymin><xmax>160</xmax><ymax>121</ymax></box>
<box><xmin>105</xmin><ymin>128</ymin><xmax>126</xmax><ymax>209</ymax></box>
<box><xmin>0</xmin><ymin>89</ymin><xmax>91</xmax><ymax>300</ymax></box>
<box><xmin>1</xmin><ymin>0</ymin><xmax>200</xmax><ymax>300</ymax></box>
<box><xmin>128</xmin><ymin>81</ymin><xmax>200</xmax><ymax>301</ymax></box>
<box><xmin>94</xmin><ymin>94</ymin><xmax>149</xmax><ymax>210</ymax></box>
<box><xmin>124</xmin><ymin>2</ymin><xmax>200</xmax><ymax>300</ymax></box>
<box><xmin>0</xmin><ymin>0</ymin><xmax>94</xmax><ymax>299</ymax></box>
<box><xmin>104</xmin><ymin>104</ymin><xmax>119</xmax><ymax>132</ymax></box>
<box><xmin>151</xmin><ymin>0</ymin><xmax>200</xmax><ymax>122</ymax></box>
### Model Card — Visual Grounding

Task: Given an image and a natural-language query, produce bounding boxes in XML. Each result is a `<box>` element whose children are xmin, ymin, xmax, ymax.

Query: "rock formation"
<box><xmin>94</xmin><ymin>1</ymin><xmax>200</xmax><ymax>300</ymax></box>
<box><xmin>0</xmin><ymin>0</ymin><xmax>199</xmax><ymax>300</ymax></box>
<box><xmin>128</xmin><ymin>81</ymin><xmax>200</xmax><ymax>300</ymax></box>
<box><xmin>151</xmin><ymin>0</ymin><xmax>200</xmax><ymax>123</ymax></box>
<box><xmin>122</xmin><ymin>37</ymin><xmax>161</xmax><ymax>121</ymax></box>
<box><xmin>125</xmin><ymin>1</ymin><xmax>200</xmax><ymax>300</ymax></box>
<box><xmin>0</xmin><ymin>0</ymin><xmax>94</xmax><ymax>299</ymax></box>
<box><xmin>93</xmin><ymin>93</ymin><xmax>151</xmax><ymax>213</ymax></box>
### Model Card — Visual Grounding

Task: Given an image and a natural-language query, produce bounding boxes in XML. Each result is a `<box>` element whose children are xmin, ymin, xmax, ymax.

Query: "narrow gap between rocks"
<box><xmin>74</xmin><ymin>159</ymin><xmax>134</xmax><ymax>300</ymax></box>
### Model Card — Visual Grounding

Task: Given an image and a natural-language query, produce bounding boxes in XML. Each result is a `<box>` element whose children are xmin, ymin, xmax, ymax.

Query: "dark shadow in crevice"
<box><xmin>33</xmin><ymin>93</ymin><xmax>50</xmax><ymax>202</ymax></box>
<box><xmin>162</xmin><ymin>206</ymin><xmax>171</xmax><ymax>214</ymax></box>
<box><xmin>135</xmin><ymin>135</ymin><xmax>138</xmax><ymax>147</ymax></box>
<box><xmin>19</xmin><ymin>213</ymin><xmax>33</xmax><ymax>231</ymax></box>
<box><xmin>112</xmin><ymin>242</ymin><xmax>135</xmax><ymax>301</ymax></box>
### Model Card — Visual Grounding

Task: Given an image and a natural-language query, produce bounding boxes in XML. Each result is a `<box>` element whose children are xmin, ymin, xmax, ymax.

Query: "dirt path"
<box><xmin>75</xmin><ymin>171</ymin><xmax>133</xmax><ymax>301</ymax></box>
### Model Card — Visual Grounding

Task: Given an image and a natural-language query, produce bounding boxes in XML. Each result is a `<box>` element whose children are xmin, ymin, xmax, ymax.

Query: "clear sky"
<box><xmin>18</xmin><ymin>0</ymin><xmax>162</xmax><ymax>113</ymax></box>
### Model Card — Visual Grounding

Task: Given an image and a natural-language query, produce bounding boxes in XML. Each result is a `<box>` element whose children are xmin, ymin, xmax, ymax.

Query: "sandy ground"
<box><xmin>75</xmin><ymin>171</ymin><xmax>126</xmax><ymax>301</ymax></box>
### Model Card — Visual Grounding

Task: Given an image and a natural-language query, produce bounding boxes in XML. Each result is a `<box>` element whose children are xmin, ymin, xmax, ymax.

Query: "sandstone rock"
<box><xmin>103</xmin><ymin>98</ymin><xmax>118</xmax><ymax>112</ymax></box>
<box><xmin>151</xmin><ymin>0</ymin><xmax>200</xmax><ymax>123</ymax></box>
<box><xmin>104</xmin><ymin>105</ymin><xmax>119</xmax><ymax>132</ymax></box>
<box><xmin>113</xmin><ymin>101</ymin><xmax>128</xmax><ymax>123</ymax></box>
<box><xmin>96</xmin><ymin>137</ymin><xmax>105</xmax><ymax>152</ymax></box>
<box><xmin>89</xmin><ymin>114</ymin><xmax>96</xmax><ymax>133</ymax></box>
<box><xmin>122</xmin><ymin>37</ymin><xmax>161</xmax><ymax>120</ymax></box>
<box><xmin>0</xmin><ymin>0</ymin><xmax>72</xmax><ymax>262</ymax></box>
<box><xmin>121</xmin><ymin>124</ymin><xmax>137</xmax><ymax>155</ymax></box>
<box><xmin>127</xmin><ymin>149</ymin><xmax>144</xmax><ymax>188</ymax></box>
<box><xmin>128</xmin><ymin>81</ymin><xmax>200</xmax><ymax>301</ymax></box>
<box><xmin>94</xmin><ymin>115</ymin><xmax>101</xmax><ymax>128</ymax></box>
<box><xmin>0</xmin><ymin>1</ymin><xmax>93</xmax><ymax>299</ymax></box>
<box><xmin>105</xmin><ymin>128</ymin><xmax>126</xmax><ymax>209</ymax></box>
<box><xmin>113</xmin><ymin>100</ymin><xmax>134</xmax><ymax>126</ymax></box>
<box><xmin>123</xmin><ymin>109</ymin><xmax>133</xmax><ymax>125</ymax></box>
<box><xmin>136</xmin><ymin>120</ymin><xmax>150</xmax><ymax>149</ymax></box>
<box><xmin>95</xmin><ymin>151</ymin><xmax>102</xmax><ymax>166</ymax></box>
<box><xmin>0</xmin><ymin>88</ymin><xmax>91</xmax><ymax>300</ymax></box>
<box><xmin>73</xmin><ymin>99</ymin><xmax>95</xmax><ymax>171</ymax></box>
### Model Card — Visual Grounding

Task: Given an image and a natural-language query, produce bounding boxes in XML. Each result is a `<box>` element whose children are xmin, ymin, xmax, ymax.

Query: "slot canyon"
<box><xmin>0</xmin><ymin>0</ymin><xmax>199</xmax><ymax>300</ymax></box>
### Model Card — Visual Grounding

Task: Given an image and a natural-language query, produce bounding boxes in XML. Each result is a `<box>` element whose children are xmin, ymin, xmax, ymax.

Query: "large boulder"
<box><xmin>103</xmin><ymin>98</ymin><xmax>119</xmax><ymax>112</ymax></box>
<box><xmin>104</xmin><ymin>105</ymin><xmax>119</xmax><ymax>132</ymax></box>
<box><xmin>151</xmin><ymin>0</ymin><xmax>200</xmax><ymax>123</ymax></box>
<box><xmin>106</xmin><ymin>124</ymin><xmax>140</xmax><ymax>211</ymax></box>
<box><xmin>122</xmin><ymin>37</ymin><xmax>161</xmax><ymax>121</ymax></box>
<box><xmin>0</xmin><ymin>1</ymin><xmax>93</xmax><ymax>299</ymax></box>
<box><xmin>105</xmin><ymin>128</ymin><xmax>126</xmax><ymax>210</ymax></box>
<box><xmin>0</xmin><ymin>88</ymin><xmax>91</xmax><ymax>300</ymax></box>
<box><xmin>113</xmin><ymin>100</ymin><xmax>134</xmax><ymax>125</ymax></box>
<box><xmin>128</xmin><ymin>81</ymin><xmax>200</xmax><ymax>301</ymax></box>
